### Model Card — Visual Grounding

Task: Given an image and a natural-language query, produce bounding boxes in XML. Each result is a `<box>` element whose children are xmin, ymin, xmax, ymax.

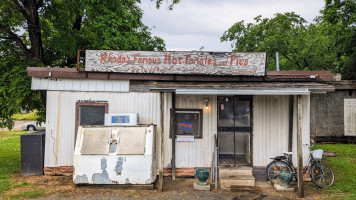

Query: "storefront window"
<box><xmin>171</xmin><ymin>109</ymin><xmax>203</xmax><ymax>139</ymax></box>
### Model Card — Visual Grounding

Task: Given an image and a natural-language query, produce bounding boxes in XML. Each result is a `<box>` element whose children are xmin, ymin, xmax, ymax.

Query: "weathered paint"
<box><xmin>31</xmin><ymin>77</ymin><xmax>129</xmax><ymax>92</ymax></box>
<box><xmin>253</xmin><ymin>95</ymin><xmax>310</xmax><ymax>167</ymax></box>
<box><xmin>310</xmin><ymin>91</ymin><xmax>356</xmax><ymax>137</ymax></box>
<box><xmin>115</xmin><ymin>157</ymin><xmax>123</xmax><ymax>175</ymax></box>
<box><xmin>344</xmin><ymin>99</ymin><xmax>356</xmax><ymax>136</ymax></box>
<box><xmin>54</xmin><ymin>92</ymin><xmax>61</xmax><ymax>166</ymax></box>
<box><xmin>109</xmin><ymin>143</ymin><xmax>118</xmax><ymax>153</ymax></box>
<box><xmin>74</xmin><ymin>174</ymin><xmax>88</xmax><ymax>184</ymax></box>
<box><xmin>73</xmin><ymin>125</ymin><xmax>156</xmax><ymax>185</ymax></box>
<box><xmin>44</xmin><ymin>91</ymin><xmax>161</xmax><ymax>171</ymax></box>
<box><xmin>44</xmin><ymin>88</ymin><xmax>311</xmax><ymax>177</ymax></box>
<box><xmin>92</xmin><ymin>158</ymin><xmax>113</xmax><ymax>184</ymax></box>
<box><xmin>85</xmin><ymin>50</ymin><xmax>266</xmax><ymax>76</ymax></box>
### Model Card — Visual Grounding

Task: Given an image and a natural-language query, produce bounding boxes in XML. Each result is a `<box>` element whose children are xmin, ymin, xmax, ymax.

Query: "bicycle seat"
<box><xmin>273</xmin><ymin>156</ymin><xmax>286</xmax><ymax>160</ymax></box>
<box><xmin>283</xmin><ymin>152</ymin><xmax>293</xmax><ymax>155</ymax></box>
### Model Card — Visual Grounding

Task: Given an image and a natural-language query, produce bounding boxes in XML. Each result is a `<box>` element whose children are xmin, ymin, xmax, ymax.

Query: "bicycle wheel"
<box><xmin>310</xmin><ymin>163</ymin><xmax>334</xmax><ymax>188</ymax></box>
<box><xmin>267</xmin><ymin>161</ymin><xmax>292</xmax><ymax>185</ymax></box>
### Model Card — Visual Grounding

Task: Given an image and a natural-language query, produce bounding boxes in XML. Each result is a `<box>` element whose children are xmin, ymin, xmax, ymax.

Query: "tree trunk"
<box><xmin>24</xmin><ymin>0</ymin><xmax>45</xmax><ymax>63</ymax></box>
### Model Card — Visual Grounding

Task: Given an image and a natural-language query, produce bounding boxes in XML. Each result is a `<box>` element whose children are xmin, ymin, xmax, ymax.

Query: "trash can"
<box><xmin>21</xmin><ymin>131</ymin><xmax>45</xmax><ymax>176</ymax></box>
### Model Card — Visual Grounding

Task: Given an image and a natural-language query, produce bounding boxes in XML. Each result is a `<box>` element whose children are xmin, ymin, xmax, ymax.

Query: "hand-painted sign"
<box><xmin>176</xmin><ymin>135</ymin><xmax>195</xmax><ymax>142</ymax></box>
<box><xmin>85</xmin><ymin>50</ymin><xmax>266</xmax><ymax>76</ymax></box>
<box><xmin>178</xmin><ymin>121</ymin><xmax>193</xmax><ymax>130</ymax></box>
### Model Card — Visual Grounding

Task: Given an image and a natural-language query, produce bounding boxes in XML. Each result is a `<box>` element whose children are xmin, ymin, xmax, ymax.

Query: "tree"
<box><xmin>221</xmin><ymin>12</ymin><xmax>315</xmax><ymax>71</ymax></box>
<box><xmin>221</xmin><ymin>1</ymin><xmax>356</xmax><ymax>79</ymax></box>
<box><xmin>320</xmin><ymin>0</ymin><xmax>356</xmax><ymax>79</ymax></box>
<box><xmin>0</xmin><ymin>0</ymin><xmax>178</xmax><ymax>129</ymax></box>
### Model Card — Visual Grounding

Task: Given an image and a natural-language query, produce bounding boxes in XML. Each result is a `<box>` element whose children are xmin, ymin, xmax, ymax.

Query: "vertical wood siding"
<box><xmin>44</xmin><ymin>91</ymin><xmax>161</xmax><ymax>168</ymax></box>
<box><xmin>344</xmin><ymin>99</ymin><xmax>356</xmax><ymax>136</ymax></box>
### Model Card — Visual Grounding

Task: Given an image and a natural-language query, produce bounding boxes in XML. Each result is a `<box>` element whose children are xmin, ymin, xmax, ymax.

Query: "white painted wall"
<box><xmin>344</xmin><ymin>99</ymin><xmax>356</xmax><ymax>136</ymax></box>
<box><xmin>44</xmin><ymin>91</ymin><xmax>161</xmax><ymax>168</ymax></box>
<box><xmin>253</xmin><ymin>95</ymin><xmax>310</xmax><ymax>167</ymax></box>
<box><xmin>45</xmin><ymin>90</ymin><xmax>310</xmax><ymax>170</ymax></box>
<box><xmin>32</xmin><ymin>77</ymin><xmax>129</xmax><ymax>92</ymax></box>
<box><xmin>162</xmin><ymin>94</ymin><xmax>217</xmax><ymax>168</ymax></box>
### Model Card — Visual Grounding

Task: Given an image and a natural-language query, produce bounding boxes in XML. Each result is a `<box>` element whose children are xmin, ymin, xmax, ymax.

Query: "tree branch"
<box><xmin>0</xmin><ymin>36</ymin><xmax>16</xmax><ymax>39</ymax></box>
<box><xmin>0</xmin><ymin>23</ymin><xmax>32</xmax><ymax>59</ymax></box>
<box><xmin>36</xmin><ymin>0</ymin><xmax>44</xmax><ymax>8</ymax></box>
<box><xmin>11</xmin><ymin>0</ymin><xmax>31</xmax><ymax>22</ymax></box>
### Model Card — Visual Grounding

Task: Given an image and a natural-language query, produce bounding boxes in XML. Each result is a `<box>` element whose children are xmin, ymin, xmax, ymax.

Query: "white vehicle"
<box><xmin>21</xmin><ymin>121</ymin><xmax>46</xmax><ymax>131</ymax></box>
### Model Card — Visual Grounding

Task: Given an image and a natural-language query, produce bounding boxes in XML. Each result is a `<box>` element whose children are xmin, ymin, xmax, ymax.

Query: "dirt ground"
<box><xmin>3</xmin><ymin>173</ymin><xmax>332</xmax><ymax>200</ymax></box>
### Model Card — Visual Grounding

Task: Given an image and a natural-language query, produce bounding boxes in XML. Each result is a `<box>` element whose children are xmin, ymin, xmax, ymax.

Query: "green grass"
<box><xmin>9</xmin><ymin>189</ymin><xmax>44</xmax><ymax>199</ymax></box>
<box><xmin>0</xmin><ymin>130</ymin><xmax>26</xmax><ymax>196</ymax></box>
<box><xmin>11</xmin><ymin>111</ymin><xmax>38</xmax><ymax>121</ymax></box>
<box><xmin>0</xmin><ymin>130</ymin><xmax>27</xmax><ymax>139</ymax></box>
<box><xmin>313</xmin><ymin>144</ymin><xmax>356</xmax><ymax>199</ymax></box>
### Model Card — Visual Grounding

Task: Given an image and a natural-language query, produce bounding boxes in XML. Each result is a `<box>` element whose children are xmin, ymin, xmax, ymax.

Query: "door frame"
<box><xmin>217</xmin><ymin>95</ymin><xmax>253</xmax><ymax>166</ymax></box>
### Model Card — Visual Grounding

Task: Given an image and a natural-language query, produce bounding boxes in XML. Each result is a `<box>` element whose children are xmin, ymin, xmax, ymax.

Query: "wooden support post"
<box><xmin>171</xmin><ymin>92</ymin><xmax>176</xmax><ymax>180</ymax></box>
<box><xmin>158</xmin><ymin>92</ymin><xmax>164</xmax><ymax>192</ymax></box>
<box><xmin>297</xmin><ymin>95</ymin><xmax>304</xmax><ymax>198</ymax></box>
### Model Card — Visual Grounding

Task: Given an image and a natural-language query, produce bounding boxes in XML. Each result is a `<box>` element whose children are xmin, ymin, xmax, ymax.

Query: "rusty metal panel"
<box><xmin>44</xmin><ymin>91</ymin><xmax>161</xmax><ymax>168</ymax></box>
<box><xmin>85</xmin><ymin>50</ymin><xmax>266</xmax><ymax>76</ymax></box>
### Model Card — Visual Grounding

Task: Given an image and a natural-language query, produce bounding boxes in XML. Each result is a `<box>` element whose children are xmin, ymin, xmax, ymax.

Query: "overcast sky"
<box><xmin>140</xmin><ymin>0</ymin><xmax>325</xmax><ymax>52</ymax></box>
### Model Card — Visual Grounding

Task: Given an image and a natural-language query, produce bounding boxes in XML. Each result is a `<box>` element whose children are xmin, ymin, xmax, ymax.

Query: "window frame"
<box><xmin>75</xmin><ymin>102</ymin><xmax>108</xmax><ymax>144</ymax></box>
<box><xmin>170</xmin><ymin>108</ymin><xmax>203</xmax><ymax>139</ymax></box>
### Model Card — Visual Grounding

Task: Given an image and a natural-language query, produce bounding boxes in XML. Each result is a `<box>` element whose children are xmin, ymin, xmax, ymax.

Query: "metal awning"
<box><xmin>174</xmin><ymin>88</ymin><xmax>310</xmax><ymax>95</ymax></box>
<box><xmin>148</xmin><ymin>81</ymin><xmax>335</xmax><ymax>95</ymax></box>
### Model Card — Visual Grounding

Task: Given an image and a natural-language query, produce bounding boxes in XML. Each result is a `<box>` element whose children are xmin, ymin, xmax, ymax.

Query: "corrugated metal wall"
<box><xmin>45</xmin><ymin>90</ymin><xmax>310</xmax><ymax>169</ymax></box>
<box><xmin>32</xmin><ymin>77</ymin><xmax>129</xmax><ymax>92</ymax></box>
<box><xmin>162</xmin><ymin>94</ymin><xmax>217</xmax><ymax>168</ymax></box>
<box><xmin>292</xmin><ymin>95</ymin><xmax>311</xmax><ymax>166</ymax></box>
<box><xmin>253</xmin><ymin>95</ymin><xmax>310</xmax><ymax>167</ymax></box>
<box><xmin>45</xmin><ymin>91</ymin><xmax>161</xmax><ymax>168</ymax></box>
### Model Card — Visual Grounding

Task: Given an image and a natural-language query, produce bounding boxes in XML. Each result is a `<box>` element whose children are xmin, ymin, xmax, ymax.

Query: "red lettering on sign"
<box><xmin>100</xmin><ymin>53</ymin><xmax>107</xmax><ymax>63</ymax></box>
<box><xmin>164</xmin><ymin>55</ymin><xmax>171</xmax><ymax>64</ymax></box>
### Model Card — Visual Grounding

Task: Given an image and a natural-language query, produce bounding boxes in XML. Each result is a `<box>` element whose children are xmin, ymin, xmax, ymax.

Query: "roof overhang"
<box><xmin>149</xmin><ymin>82</ymin><xmax>335</xmax><ymax>95</ymax></box>
<box><xmin>174</xmin><ymin>88</ymin><xmax>310</xmax><ymax>95</ymax></box>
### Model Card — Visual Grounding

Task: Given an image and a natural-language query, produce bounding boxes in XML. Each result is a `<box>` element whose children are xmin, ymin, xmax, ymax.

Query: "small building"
<box><xmin>310</xmin><ymin>80</ymin><xmax>356</xmax><ymax>141</ymax></box>
<box><xmin>27</xmin><ymin>50</ymin><xmax>335</xmax><ymax>188</ymax></box>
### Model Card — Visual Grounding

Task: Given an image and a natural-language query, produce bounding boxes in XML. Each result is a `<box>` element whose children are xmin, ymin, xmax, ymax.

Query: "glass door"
<box><xmin>218</xmin><ymin>96</ymin><xmax>252</xmax><ymax>165</ymax></box>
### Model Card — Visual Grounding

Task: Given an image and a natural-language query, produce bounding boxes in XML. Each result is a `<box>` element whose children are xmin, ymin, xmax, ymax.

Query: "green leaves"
<box><xmin>221</xmin><ymin>12</ymin><xmax>310</xmax><ymax>71</ymax></box>
<box><xmin>221</xmin><ymin>2</ymin><xmax>356</xmax><ymax>79</ymax></box>
<box><xmin>0</xmin><ymin>0</ymin><xmax>171</xmax><ymax>129</ymax></box>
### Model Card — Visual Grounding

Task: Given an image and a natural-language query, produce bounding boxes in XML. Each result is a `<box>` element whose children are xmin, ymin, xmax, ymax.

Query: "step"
<box><xmin>219</xmin><ymin>175</ymin><xmax>255</xmax><ymax>190</ymax></box>
<box><xmin>219</xmin><ymin>166</ymin><xmax>253</xmax><ymax>178</ymax></box>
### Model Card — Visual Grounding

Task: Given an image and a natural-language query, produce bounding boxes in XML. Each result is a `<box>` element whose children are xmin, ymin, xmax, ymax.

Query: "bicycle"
<box><xmin>266</xmin><ymin>149</ymin><xmax>334</xmax><ymax>188</ymax></box>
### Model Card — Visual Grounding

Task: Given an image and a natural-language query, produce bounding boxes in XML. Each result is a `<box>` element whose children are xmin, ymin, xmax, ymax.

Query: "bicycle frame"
<box><xmin>284</xmin><ymin>152</ymin><xmax>317</xmax><ymax>176</ymax></box>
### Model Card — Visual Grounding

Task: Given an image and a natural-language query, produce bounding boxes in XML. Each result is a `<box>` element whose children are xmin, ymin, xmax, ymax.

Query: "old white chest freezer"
<box><xmin>73</xmin><ymin>125</ymin><xmax>156</xmax><ymax>185</ymax></box>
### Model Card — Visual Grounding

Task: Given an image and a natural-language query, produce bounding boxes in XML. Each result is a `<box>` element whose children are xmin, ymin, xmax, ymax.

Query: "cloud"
<box><xmin>140</xmin><ymin>0</ymin><xmax>325</xmax><ymax>51</ymax></box>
